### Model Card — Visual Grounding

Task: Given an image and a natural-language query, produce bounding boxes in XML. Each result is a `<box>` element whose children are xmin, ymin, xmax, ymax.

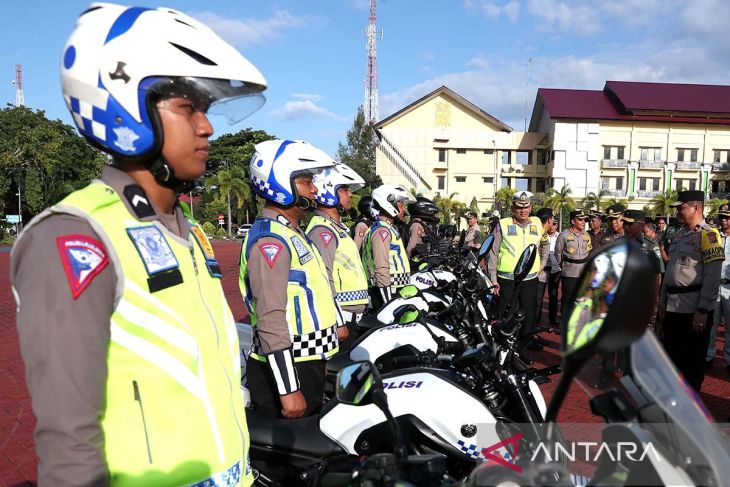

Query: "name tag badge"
<box><xmin>127</xmin><ymin>226</ymin><xmax>179</xmax><ymax>275</ymax></box>
<box><xmin>291</xmin><ymin>235</ymin><xmax>313</xmax><ymax>264</ymax></box>
<box><xmin>530</xmin><ymin>224</ymin><xmax>538</xmax><ymax>235</ymax></box>
<box><xmin>190</xmin><ymin>226</ymin><xmax>222</xmax><ymax>278</ymax></box>
<box><xmin>507</xmin><ymin>225</ymin><xmax>517</xmax><ymax>236</ymax></box>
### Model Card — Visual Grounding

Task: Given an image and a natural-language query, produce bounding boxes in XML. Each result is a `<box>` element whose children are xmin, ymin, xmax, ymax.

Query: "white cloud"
<box><xmin>527</xmin><ymin>0</ymin><xmax>600</xmax><ymax>36</ymax></box>
<box><xmin>464</xmin><ymin>0</ymin><xmax>521</xmax><ymax>21</ymax></box>
<box><xmin>269</xmin><ymin>100</ymin><xmax>345</xmax><ymax>122</ymax></box>
<box><xmin>193</xmin><ymin>10</ymin><xmax>310</xmax><ymax>47</ymax></box>
<box><xmin>291</xmin><ymin>93</ymin><xmax>326</xmax><ymax>101</ymax></box>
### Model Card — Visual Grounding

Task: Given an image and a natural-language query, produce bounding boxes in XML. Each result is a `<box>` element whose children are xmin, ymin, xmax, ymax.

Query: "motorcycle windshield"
<box><xmin>574</xmin><ymin>331</ymin><xmax>730</xmax><ymax>484</ymax></box>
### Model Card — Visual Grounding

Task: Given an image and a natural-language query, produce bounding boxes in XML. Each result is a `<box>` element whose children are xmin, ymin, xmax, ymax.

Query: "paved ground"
<box><xmin>1</xmin><ymin>240</ymin><xmax>729</xmax><ymax>485</ymax></box>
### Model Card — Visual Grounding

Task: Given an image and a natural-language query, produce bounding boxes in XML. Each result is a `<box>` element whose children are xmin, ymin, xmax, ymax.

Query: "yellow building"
<box><xmin>375</xmin><ymin>86</ymin><xmax>549</xmax><ymax>215</ymax></box>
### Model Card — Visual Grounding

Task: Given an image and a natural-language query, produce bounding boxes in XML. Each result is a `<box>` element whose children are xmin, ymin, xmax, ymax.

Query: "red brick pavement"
<box><xmin>2</xmin><ymin>240</ymin><xmax>730</xmax><ymax>485</ymax></box>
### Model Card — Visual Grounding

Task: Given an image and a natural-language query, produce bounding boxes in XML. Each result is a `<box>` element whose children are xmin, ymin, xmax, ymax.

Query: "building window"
<box><xmin>617</xmin><ymin>147</ymin><xmax>625</xmax><ymax>160</ymax></box>
<box><xmin>456</xmin><ymin>148</ymin><xmax>466</xmax><ymax>154</ymax></box>
<box><xmin>484</xmin><ymin>149</ymin><xmax>494</xmax><ymax>155</ymax></box>
<box><xmin>515</xmin><ymin>178</ymin><xmax>529</xmax><ymax>191</ymax></box>
<box><xmin>602</xmin><ymin>146</ymin><xmax>626</xmax><ymax>160</ymax></box>
<box><xmin>482</xmin><ymin>177</ymin><xmax>494</xmax><ymax>183</ymax></box>
<box><xmin>714</xmin><ymin>149</ymin><xmax>730</xmax><ymax>164</ymax></box>
<box><xmin>678</xmin><ymin>148</ymin><xmax>699</xmax><ymax>162</ymax></box>
<box><xmin>455</xmin><ymin>176</ymin><xmax>466</xmax><ymax>183</ymax></box>
<box><xmin>676</xmin><ymin>178</ymin><xmax>697</xmax><ymax>191</ymax></box>
<box><xmin>437</xmin><ymin>175</ymin><xmax>445</xmax><ymax>190</ymax></box>
<box><xmin>537</xmin><ymin>150</ymin><xmax>547</xmax><ymax>165</ymax></box>
<box><xmin>535</xmin><ymin>178</ymin><xmax>546</xmax><ymax>192</ymax></box>
<box><xmin>616</xmin><ymin>177</ymin><xmax>624</xmax><ymax>190</ymax></box>
<box><xmin>639</xmin><ymin>178</ymin><xmax>660</xmax><ymax>191</ymax></box>
<box><xmin>437</xmin><ymin>148</ymin><xmax>446</xmax><ymax>162</ymax></box>
<box><xmin>501</xmin><ymin>151</ymin><xmax>511</xmax><ymax>165</ymax></box>
<box><xmin>601</xmin><ymin>177</ymin><xmax>610</xmax><ymax>190</ymax></box>
<box><xmin>501</xmin><ymin>177</ymin><xmax>510</xmax><ymax>188</ymax></box>
<box><xmin>640</xmin><ymin>147</ymin><xmax>661</xmax><ymax>161</ymax></box>
<box><xmin>516</xmin><ymin>151</ymin><xmax>530</xmax><ymax>165</ymax></box>
<box><xmin>604</xmin><ymin>146</ymin><xmax>611</xmax><ymax>160</ymax></box>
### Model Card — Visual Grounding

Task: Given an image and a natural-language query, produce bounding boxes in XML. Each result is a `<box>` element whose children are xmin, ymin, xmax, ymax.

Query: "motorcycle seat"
<box><xmin>357</xmin><ymin>314</ymin><xmax>383</xmax><ymax>331</ymax></box>
<box><xmin>246</xmin><ymin>409</ymin><xmax>346</xmax><ymax>458</ymax></box>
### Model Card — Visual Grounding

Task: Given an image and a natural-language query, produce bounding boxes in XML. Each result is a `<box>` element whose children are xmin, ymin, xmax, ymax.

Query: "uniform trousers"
<box><xmin>560</xmin><ymin>276</ymin><xmax>581</xmax><ymax>312</ymax></box>
<box><xmin>498</xmin><ymin>277</ymin><xmax>538</xmax><ymax>345</ymax></box>
<box><xmin>537</xmin><ymin>272</ymin><xmax>561</xmax><ymax>324</ymax></box>
<box><xmin>707</xmin><ymin>286</ymin><xmax>730</xmax><ymax>364</ymax></box>
<box><xmin>246</xmin><ymin>357</ymin><xmax>326</xmax><ymax>418</ymax></box>
<box><xmin>662</xmin><ymin>310</ymin><xmax>713</xmax><ymax>393</ymax></box>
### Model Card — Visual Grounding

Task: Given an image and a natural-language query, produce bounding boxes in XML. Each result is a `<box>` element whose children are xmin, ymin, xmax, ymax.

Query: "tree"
<box><xmin>650</xmin><ymin>190</ymin><xmax>678</xmax><ymax>216</ymax></box>
<box><xmin>494</xmin><ymin>187</ymin><xmax>516</xmax><ymax>217</ymax></box>
<box><xmin>469</xmin><ymin>196</ymin><xmax>480</xmax><ymax>216</ymax></box>
<box><xmin>706</xmin><ymin>197</ymin><xmax>728</xmax><ymax>217</ymax></box>
<box><xmin>545</xmin><ymin>184</ymin><xmax>575</xmax><ymax>231</ymax></box>
<box><xmin>583</xmin><ymin>190</ymin><xmax>610</xmax><ymax>212</ymax></box>
<box><xmin>0</xmin><ymin>105</ymin><xmax>106</xmax><ymax>221</ymax></box>
<box><xmin>205</xmin><ymin>165</ymin><xmax>250</xmax><ymax>236</ymax></box>
<box><xmin>434</xmin><ymin>192</ymin><xmax>459</xmax><ymax>224</ymax></box>
<box><xmin>337</xmin><ymin>106</ymin><xmax>382</xmax><ymax>191</ymax></box>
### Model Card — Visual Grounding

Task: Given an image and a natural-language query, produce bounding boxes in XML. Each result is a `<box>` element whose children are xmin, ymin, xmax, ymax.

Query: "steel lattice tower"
<box><xmin>14</xmin><ymin>64</ymin><xmax>24</xmax><ymax>107</ymax></box>
<box><xmin>364</xmin><ymin>0</ymin><xmax>378</xmax><ymax>124</ymax></box>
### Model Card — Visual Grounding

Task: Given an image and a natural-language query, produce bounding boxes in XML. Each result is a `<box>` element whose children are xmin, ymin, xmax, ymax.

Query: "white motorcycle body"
<box><xmin>349</xmin><ymin>321</ymin><xmax>458</xmax><ymax>363</ymax></box>
<box><xmin>410</xmin><ymin>268</ymin><xmax>456</xmax><ymax>291</ymax></box>
<box><xmin>320</xmin><ymin>369</ymin><xmax>516</xmax><ymax>463</ymax></box>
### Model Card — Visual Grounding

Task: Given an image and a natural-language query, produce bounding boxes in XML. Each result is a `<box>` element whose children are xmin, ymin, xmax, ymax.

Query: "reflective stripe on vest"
<box><xmin>362</xmin><ymin>219</ymin><xmax>411</xmax><ymax>288</ymax></box>
<box><xmin>239</xmin><ymin>217</ymin><xmax>338</xmax><ymax>362</ymax></box>
<box><xmin>497</xmin><ymin>216</ymin><xmax>542</xmax><ymax>280</ymax></box>
<box><xmin>32</xmin><ymin>181</ymin><xmax>251</xmax><ymax>486</ymax></box>
<box><xmin>306</xmin><ymin>215</ymin><xmax>369</xmax><ymax>306</ymax></box>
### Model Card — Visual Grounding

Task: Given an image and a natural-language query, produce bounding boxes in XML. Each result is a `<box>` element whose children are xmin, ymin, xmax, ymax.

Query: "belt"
<box><xmin>563</xmin><ymin>256</ymin><xmax>588</xmax><ymax>264</ymax></box>
<box><xmin>666</xmin><ymin>284</ymin><xmax>702</xmax><ymax>295</ymax></box>
<box><xmin>341</xmin><ymin>310</ymin><xmax>363</xmax><ymax>324</ymax></box>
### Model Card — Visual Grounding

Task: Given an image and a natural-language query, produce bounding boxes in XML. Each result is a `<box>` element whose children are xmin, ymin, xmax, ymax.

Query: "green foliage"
<box><xmin>649</xmin><ymin>190</ymin><xmax>678</xmax><ymax>216</ymax></box>
<box><xmin>201</xmin><ymin>221</ymin><xmax>216</xmax><ymax>236</ymax></box>
<box><xmin>545</xmin><ymin>185</ymin><xmax>575</xmax><ymax>231</ymax></box>
<box><xmin>583</xmin><ymin>190</ymin><xmax>610</xmax><ymax>212</ymax></box>
<box><xmin>0</xmin><ymin>105</ymin><xmax>106</xmax><ymax>218</ymax></box>
<box><xmin>214</xmin><ymin>227</ymin><xmax>227</xmax><ymax>238</ymax></box>
<box><xmin>706</xmin><ymin>197</ymin><xmax>729</xmax><ymax>217</ymax></box>
<box><xmin>337</xmin><ymin>106</ymin><xmax>382</xmax><ymax>191</ymax></box>
<box><xmin>494</xmin><ymin>187</ymin><xmax>516</xmax><ymax>216</ymax></box>
<box><xmin>469</xmin><ymin>196</ymin><xmax>480</xmax><ymax>215</ymax></box>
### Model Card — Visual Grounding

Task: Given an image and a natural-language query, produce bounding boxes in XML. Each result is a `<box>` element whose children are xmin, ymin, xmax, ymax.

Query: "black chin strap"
<box><xmin>335</xmin><ymin>203</ymin><xmax>346</xmax><ymax>215</ymax></box>
<box><xmin>146</xmin><ymin>156</ymin><xmax>194</xmax><ymax>193</ymax></box>
<box><xmin>295</xmin><ymin>195</ymin><xmax>317</xmax><ymax>211</ymax></box>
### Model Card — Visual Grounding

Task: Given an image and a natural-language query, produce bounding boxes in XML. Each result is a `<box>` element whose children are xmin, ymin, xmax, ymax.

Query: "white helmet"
<box><xmin>250</xmin><ymin>139</ymin><xmax>335</xmax><ymax>209</ymax></box>
<box><xmin>60</xmin><ymin>3</ymin><xmax>266</xmax><ymax>182</ymax></box>
<box><xmin>312</xmin><ymin>163</ymin><xmax>365</xmax><ymax>211</ymax></box>
<box><xmin>371</xmin><ymin>184</ymin><xmax>416</xmax><ymax>218</ymax></box>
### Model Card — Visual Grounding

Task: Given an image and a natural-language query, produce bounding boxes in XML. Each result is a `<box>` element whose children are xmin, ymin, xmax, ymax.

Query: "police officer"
<box><xmin>555</xmin><ymin>209</ymin><xmax>592</xmax><ymax>309</ymax></box>
<box><xmin>363</xmin><ymin>184</ymin><xmax>416</xmax><ymax>308</ymax></box>
<box><xmin>241</xmin><ymin>140</ymin><xmax>344</xmax><ymax>419</ymax></box>
<box><xmin>405</xmin><ymin>196</ymin><xmax>441</xmax><ymax>257</ymax></box>
<box><xmin>352</xmin><ymin>195</ymin><xmax>375</xmax><ymax>252</ymax></box>
<box><xmin>623</xmin><ymin>209</ymin><xmax>662</xmax><ymax>293</ymax></box>
<box><xmin>463</xmin><ymin>212</ymin><xmax>482</xmax><ymax>250</ymax></box>
<box><xmin>11</xmin><ymin>6</ymin><xmax>266</xmax><ymax>485</ymax></box>
<box><xmin>536</xmin><ymin>207</ymin><xmax>560</xmax><ymax>326</ymax></box>
<box><xmin>660</xmin><ymin>190</ymin><xmax>723</xmax><ymax>392</ymax></box>
<box><xmin>587</xmin><ymin>211</ymin><xmax>604</xmax><ymax>252</ymax></box>
<box><xmin>706</xmin><ymin>209</ymin><xmax>730</xmax><ymax>370</ymax></box>
<box><xmin>307</xmin><ymin>163</ymin><xmax>369</xmax><ymax>351</ymax></box>
<box><xmin>601</xmin><ymin>204</ymin><xmax>625</xmax><ymax>245</ymax></box>
<box><xmin>487</xmin><ymin>191</ymin><xmax>549</xmax><ymax>351</ymax></box>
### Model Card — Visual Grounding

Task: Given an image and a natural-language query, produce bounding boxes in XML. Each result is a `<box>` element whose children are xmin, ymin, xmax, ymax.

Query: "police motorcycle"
<box><xmin>243</xmin><ymin>242</ymin><xmax>562</xmax><ymax>485</ymax></box>
<box><xmin>466</xmin><ymin>239</ymin><xmax>730</xmax><ymax>487</ymax></box>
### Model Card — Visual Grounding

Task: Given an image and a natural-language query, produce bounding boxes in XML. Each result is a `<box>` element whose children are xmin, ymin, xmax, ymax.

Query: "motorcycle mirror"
<box><xmin>478</xmin><ymin>235</ymin><xmax>495</xmax><ymax>260</ymax></box>
<box><xmin>336</xmin><ymin>361</ymin><xmax>382</xmax><ymax>406</ymax></box>
<box><xmin>513</xmin><ymin>244</ymin><xmax>537</xmax><ymax>282</ymax></box>
<box><xmin>544</xmin><ymin>239</ymin><xmax>655</xmax><ymax>422</ymax></box>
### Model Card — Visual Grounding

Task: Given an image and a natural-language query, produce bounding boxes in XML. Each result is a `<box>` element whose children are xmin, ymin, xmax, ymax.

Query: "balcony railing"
<box><xmin>604</xmin><ymin>189</ymin><xmax>627</xmax><ymax>197</ymax></box>
<box><xmin>713</xmin><ymin>163</ymin><xmax>730</xmax><ymax>172</ymax></box>
<box><xmin>601</xmin><ymin>159</ymin><xmax>628</xmax><ymax>168</ymax></box>
<box><xmin>675</xmin><ymin>161</ymin><xmax>701</xmax><ymax>170</ymax></box>
<box><xmin>636</xmin><ymin>190</ymin><xmax>660</xmax><ymax>198</ymax></box>
<box><xmin>639</xmin><ymin>160</ymin><xmax>664</xmax><ymax>169</ymax></box>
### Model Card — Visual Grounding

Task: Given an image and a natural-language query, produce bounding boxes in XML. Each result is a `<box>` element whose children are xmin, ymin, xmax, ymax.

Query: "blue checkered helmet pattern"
<box><xmin>60</xmin><ymin>3</ymin><xmax>267</xmax><ymax>159</ymax></box>
<box><xmin>250</xmin><ymin>140</ymin><xmax>336</xmax><ymax>206</ymax></box>
<box><xmin>312</xmin><ymin>163</ymin><xmax>365</xmax><ymax>208</ymax></box>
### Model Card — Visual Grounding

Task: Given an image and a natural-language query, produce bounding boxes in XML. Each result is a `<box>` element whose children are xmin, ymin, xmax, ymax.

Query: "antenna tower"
<box><xmin>364</xmin><ymin>0</ymin><xmax>379</xmax><ymax>124</ymax></box>
<box><xmin>14</xmin><ymin>64</ymin><xmax>24</xmax><ymax>107</ymax></box>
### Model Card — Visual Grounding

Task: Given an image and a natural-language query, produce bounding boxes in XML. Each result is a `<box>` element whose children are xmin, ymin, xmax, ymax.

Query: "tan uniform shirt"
<box><xmin>555</xmin><ymin>228</ymin><xmax>593</xmax><ymax>278</ymax></box>
<box><xmin>487</xmin><ymin>217</ymin><xmax>550</xmax><ymax>283</ymax></box>
<box><xmin>11</xmin><ymin>165</ymin><xmax>191</xmax><ymax>486</ymax></box>
<box><xmin>661</xmin><ymin>220</ymin><xmax>723</xmax><ymax>313</ymax></box>
<box><xmin>406</xmin><ymin>220</ymin><xmax>426</xmax><ymax>257</ymax></box>
<box><xmin>307</xmin><ymin>211</ymin><xmax>366</xmax><ymax>314</ymax></box>
<box><xmin>353</xmin><ymin>220</ymin><xmax>370</xmax><ymax>252</ymax></box>
<box><xmin>464</xmin><ymin>222</ymin><xmax>482</xmax><ymax>249</ymax></box>
<box><xmin>370</xmin><ymin>217</ymin><xmax>397</xmax><ymax>288</ymax></box>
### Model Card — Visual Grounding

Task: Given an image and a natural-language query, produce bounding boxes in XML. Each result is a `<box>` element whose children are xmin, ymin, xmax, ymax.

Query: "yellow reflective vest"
<box><xmin>306</xmin><ymin>214</ymin><xmax>369</xmax><ymax>307</ymax></box>
<box><xmin>240</xmin><ymin>217</ymin><xmax>339</xmax><ymax>362</ymax></box>
<box><xmin>497</xmin><ymin>216</ymin><xmax>542</xmax><ymax>280</ymax></box>
<box><xmin>362</xmin><ymin>219</ymin><xmax>411</xmax><ymax>289</ymax></box>
<box><xmin>31</xmin><ymin>181</ymin><xmax>252</xmax><ymax>486</ymax></box>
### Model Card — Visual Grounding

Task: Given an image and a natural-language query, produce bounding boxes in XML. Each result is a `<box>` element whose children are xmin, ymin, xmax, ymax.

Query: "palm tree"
<box><xmin>706</xmin><ymin>197</ymin><xmax>729</xmax><ymax>217</ymax></box>
<box><xmin>650</xmin><ymin>190</ymin><xmax>678</xmax><ymax>217</ymax></box>
<box><xmin>451</xmin><ymin>200</ymin><xmax>468</xmax><ymax>229</ymax></box>
<box><xmin>206</xmin><ymin>165</ymin><xmax>250</xmax><ymax>236</ymax></box>
<box><xmin>435</xmin><ymin>192</ymin><xmax>459</xmax><ymax>224</ymax></box>
<box><xmin>494</xmin><ymin>187</ymin><xmax>515</xmax><ymax>217</ymax></box>
<box><xmin>583</xmin><ymin>189</ymin><xmax>610</xmax><ymax>212</ymax></box>
<box><xmin>544</xmin><ymin>184</ymin><xmax>575</xmax><ymax>231</ymax></box>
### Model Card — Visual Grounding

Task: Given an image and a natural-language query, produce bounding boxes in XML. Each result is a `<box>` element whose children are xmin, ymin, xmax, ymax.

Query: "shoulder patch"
<box><xmin>259</xmin><ymin>242</ymin><xmax>283</xmax><ymax>269</ymax></box>
<box><xmin>56</xmin><ymin>235</ymin><xmax>109</xmax><ymax>299</ymax></box>
<box><xmin>320</xmin><ymin>231</ymin><xmax>334</xmax><ymax>248</ymax></box>
<box><xmin>379</xmin><ymin>228</ymin><xmax>390</xmax><ymax>242</ymax></box>
<box><xmin>290</xmin><ymin>235</ymin><xmax>314</xmax><ymax>264</ymax></box>
<box><xmin>190</xmin><ymin>226</ymin><xmax>215</xmax><ymax>259</ymax></box>
<box><xmin>701</xmin><ymin>228</ymin><xmax>724</xmax><ymax>264</ymax></box>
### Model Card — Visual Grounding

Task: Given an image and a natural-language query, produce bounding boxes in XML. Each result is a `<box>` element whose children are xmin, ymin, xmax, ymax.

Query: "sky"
<box><xmin>3</xmin><ymin>0</ymin><xmax>730</xmax><ymax>157</ymax></box>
